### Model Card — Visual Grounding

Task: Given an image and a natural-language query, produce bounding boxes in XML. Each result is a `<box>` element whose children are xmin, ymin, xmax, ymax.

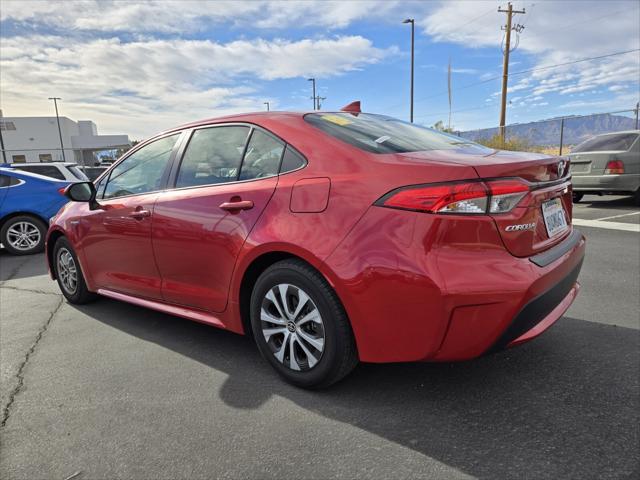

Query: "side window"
<box><xmin>15</xmin><ymin>165</ymin><xmax>65</xmax><ymax>180</ymax></box>
<box><xmin>103</xmin><ymin>134</ymin><xmax>179</xmax><ymax>199</ymax></box>
<box><xmin>279</xmin><ymin>146</ymin><xmax>306</xmax><ymax>173</ymax></box>
<box><xmin>0</xmin><ymin>174</ymin><xmax>21</xmax><ymax>187</ymax></box>
<box><xmin>176</xmin><ymin>126</ymin><xmax>249</xmax><ymax>188</ymax></box>
<box><xmin>239</xmin><ymin>130</ymin><xmax>285</xmax><ymax>181</ymax></box>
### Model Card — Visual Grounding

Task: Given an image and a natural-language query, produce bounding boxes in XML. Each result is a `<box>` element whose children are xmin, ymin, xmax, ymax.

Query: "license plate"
<box><xmin>542</xmin><ymin>198</ymin><xmax>568</xmax><ymax>237</ymax></box>
<box><xmin>570</xmin><ymin>162</ymin><xmax>590</xmax><ymax>174</ymax></box>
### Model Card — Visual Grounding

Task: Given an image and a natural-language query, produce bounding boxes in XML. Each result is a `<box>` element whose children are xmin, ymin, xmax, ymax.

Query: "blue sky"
<box><xmin>1</xmin><ymin>0</ymin><xmax>639</xmax><ymax>139</ymax></box>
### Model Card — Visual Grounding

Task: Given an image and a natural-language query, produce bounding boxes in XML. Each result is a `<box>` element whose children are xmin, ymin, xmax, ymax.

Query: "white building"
<box><xmin>0</xmin><ymin>115</ymin><xmax>130</xmax><ymax>166</ymax></box>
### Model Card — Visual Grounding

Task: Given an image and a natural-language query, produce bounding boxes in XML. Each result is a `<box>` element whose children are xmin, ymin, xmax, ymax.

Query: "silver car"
<box><xmin>568</xmin><ymin>130</ymin><xmax>640</xmax><ymax>205</ymax></box>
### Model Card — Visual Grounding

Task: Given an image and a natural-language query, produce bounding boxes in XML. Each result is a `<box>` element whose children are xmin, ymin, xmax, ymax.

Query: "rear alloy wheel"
<box><xmin>0</xmin><ymin>215</ymin><xmax>47</xmax><ymax>255</ymax></box>
<box><xmin>250</xmin><ymin>259</ymin><xmax>357</xmax><ymax>388</ymax></box>
<box><xmin>53</xmin><ymin>237</ymin><xmax>97</xmax><ymax>304</ymax></box>
<box><xmin>572</xmin><ymin>192</ymin><xmax>584</xmax><ymax>203</ymax></box>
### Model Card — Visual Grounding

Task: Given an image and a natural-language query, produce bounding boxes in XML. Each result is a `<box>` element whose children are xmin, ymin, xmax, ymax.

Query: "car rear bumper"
<box><xmin>324</xmin><ymin>206</ymin><xmax>586</xmax><ymax>363</ymax></box>
<box><xmin>572</xmin><ymin>173</ymin><xmax>640</xmax><ymax>193</ymax></box>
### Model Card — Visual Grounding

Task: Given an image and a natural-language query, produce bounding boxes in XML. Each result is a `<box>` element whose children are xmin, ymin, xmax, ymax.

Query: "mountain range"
<box><xmin>460</xmin><ymin>113</ymin><xmax>637</xmax><ymax>146</ymax></box>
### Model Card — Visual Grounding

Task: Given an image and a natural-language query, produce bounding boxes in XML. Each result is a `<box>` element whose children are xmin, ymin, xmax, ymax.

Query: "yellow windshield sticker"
<box><xmin>321</xmin><ymin>114</ymin><xmax>352</xmax><ymax>126</ymax></box>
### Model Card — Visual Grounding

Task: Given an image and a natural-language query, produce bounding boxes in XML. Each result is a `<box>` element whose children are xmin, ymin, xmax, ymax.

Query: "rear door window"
<box><xmin>238</xmin><ymin>130</ymin><xmax>285</xmax><ymax>181</ymax></box>
<box><xmin>572</xmin><ymin>133</ymin><xmax>639</xmax><ymax>153</ymax></box>
<box><xmin>0</xmin><ymin>174</ymin><xmax>22</xmax><ymax>187</ymax></box>
<box><xmin>176</xmin><ymin>126</ymin><xmax>250</xmax><ymax>188</ymax></box>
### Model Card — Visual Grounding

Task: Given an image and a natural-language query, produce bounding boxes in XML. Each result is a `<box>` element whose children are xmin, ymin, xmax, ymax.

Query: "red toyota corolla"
<box><xmin>46</xmin><ymin>107</ymin><xmax>585</xmax><ymax>388</ymax></box>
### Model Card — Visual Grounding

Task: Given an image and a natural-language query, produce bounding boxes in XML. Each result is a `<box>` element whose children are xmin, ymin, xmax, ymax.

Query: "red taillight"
<box><xmin>604</xmin><ymin>160</ymin><xmax>624</xmax><ymax>174</ymax></box>
<box><xmin>377</xmin><ymin>179</ymin><xmax>530</xmax><ymax>215</ymax></box>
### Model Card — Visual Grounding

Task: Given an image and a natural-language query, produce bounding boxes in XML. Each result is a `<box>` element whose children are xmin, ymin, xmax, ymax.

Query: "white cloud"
<box><xmin>423</xmin><ymin>0</ymin><xmax>640</xmax><ymax>109</ymax></box>
<box><xmin>0</xmin><ymin>0</ymin><xmax>417</xmax><ymax>32</ymax></box>
<box><xmin>0</xmin><ymin>35</ymin><xmax>393</xmax><ymax>138</ymax></box>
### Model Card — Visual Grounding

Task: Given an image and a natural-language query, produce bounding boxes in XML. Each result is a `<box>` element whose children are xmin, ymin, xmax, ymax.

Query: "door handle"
<box><xmin>219</xmin><ymin>199</ymin><xmax>254</xmax><ymax>212</ymax></box>
<box><xmin>129</xmin><ymin>209</ymin><xmax>151</xmax><ymax>220</ymax></box>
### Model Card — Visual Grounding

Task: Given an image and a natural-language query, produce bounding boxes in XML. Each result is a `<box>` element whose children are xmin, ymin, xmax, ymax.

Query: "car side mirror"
<box><xmin>65</xmin><ymin>182</ymin><xmax>99</xmax><ymax>209</ymax></box>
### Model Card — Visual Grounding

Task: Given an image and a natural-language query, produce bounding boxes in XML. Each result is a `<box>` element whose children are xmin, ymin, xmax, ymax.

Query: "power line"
<box><xmin>457</xmin><ymin>8</ymin><xmax>495</xmax><ymax>30</ymax></box>
<box><xmin>510</xmin><ymin>49</ymin><xmax>640</xmax><ymax>76</ymax></box>
<box><xmin>401</xmin><ymin>48</ymin><xmax>640</xmax><ymax>108</ymax></box>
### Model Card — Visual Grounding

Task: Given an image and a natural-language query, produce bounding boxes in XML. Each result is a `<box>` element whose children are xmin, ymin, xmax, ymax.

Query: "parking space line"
<box><xmin>573</xmin><ymin>218</ymin><xmax>640</xmax><ymax>232</ymax></box>
<box><xmin>593</xmin><ymin>211</ymin><xmax>640</xmax><ymax>221</ymax></box>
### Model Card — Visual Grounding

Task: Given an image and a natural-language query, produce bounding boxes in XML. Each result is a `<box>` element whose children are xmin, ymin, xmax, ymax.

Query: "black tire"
<box><xmin>53</xmin><ymin>237</ymin><xmax>97</xmax><ymax>304</ymax></box>
<box><xmin>0</xmin><ymin>215</ymin><xmax>47</xmax><ymax>255</ymax></box>
<box><xmin>250</xmin><ymin>259</ymin><xmax>358</xmax><ymax>388</ymax></box>
<box><xmin>572</xmin><ymin>192</ymin><xmax>584</xmax><ymax>203</ymax></box>
<box><xmin>634</xmin><ymin>189</ymin><xmax>640</xmax><ymax>207</ymax></box>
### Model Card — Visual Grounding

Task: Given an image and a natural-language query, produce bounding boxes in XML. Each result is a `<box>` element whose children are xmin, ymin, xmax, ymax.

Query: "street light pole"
<box><xmin>263</xmin><ymin>101</ymin><xmax>270</xmax><ymax>111</ymax></box>
<box><xmin>48</xmin><ymin>97</ymin><xmax>66</xmax><ymax>162</ymax></box>
<box><xmin>403</xmin><ymin>19</ymin><xmax>415</xmax><ymax>123</ymax></box>
<box><xmin>308</xmin><ymin>78</ymin><xmax>316</xmax><ymax>110</ymax></box>
<box><xmin>0</xmin><ymin>114</ymin><xmax>6</xmax><ymax>163</ymax></box>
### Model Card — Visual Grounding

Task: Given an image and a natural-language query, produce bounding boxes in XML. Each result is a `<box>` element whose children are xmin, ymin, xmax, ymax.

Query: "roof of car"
<box><xmin>0</xmin><ymin>162</ymin><xmax>79</xmax><ymax>167</ymax></box>
<box><xmin>169</xmin><ymin>111</ymin><xmax>307</xmax><ymax>132</ymax></box>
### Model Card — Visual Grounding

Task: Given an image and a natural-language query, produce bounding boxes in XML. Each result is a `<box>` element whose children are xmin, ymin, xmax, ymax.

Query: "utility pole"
<box><xmin>498</xmin><ymin>2</ymin><xmax>525</xmax><ymax>144</ymax></box>
<box><xmin>635</xmin><ymin>102</ymin><xmax>639</xmax><ymax>129</ymax></box>
<box><xmin>308</xmin><ymin>78</ymin><xmax>317</xmax><ymax>110</ymax></box>
<box><xmin>0</xmin><ymin>110</ymin><xmax>6</xmax><ymax>163</ymax></box>
<box><xmin>316</xmin><ymin>96</ymin><xmax>326</xmax><ymax>110</ymax></box>
<box><xmin>263</xmin><ymin>101</ymin><xmax>270</xmax><ymax>111</ymax></box>
<box><xmin>48</xmin><ymin>97</ymin><xmax>66</xmax><ymax>161</ymax></box>
<box><xmin>403</xmin><ymin>18</ymin><xmax>415</xmax><ymax>123</ymax></box>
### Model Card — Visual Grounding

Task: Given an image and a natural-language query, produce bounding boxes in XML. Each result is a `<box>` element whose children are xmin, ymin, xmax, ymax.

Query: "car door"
<box><xmin>80</xmin><ymin>133</ymin><xmax>182</xmax><ymax>300</ymax></box>
<box><xmin>152</xmin><ymin>124</ymin><xmax>284</xmax><ymax>312</ymax></box>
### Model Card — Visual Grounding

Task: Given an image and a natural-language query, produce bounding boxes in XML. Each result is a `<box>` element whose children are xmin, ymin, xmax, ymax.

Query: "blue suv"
<box><xmin>0</xmin><ymin>167</ymin><xmax>70</xmax><ymax>255</ymax></box>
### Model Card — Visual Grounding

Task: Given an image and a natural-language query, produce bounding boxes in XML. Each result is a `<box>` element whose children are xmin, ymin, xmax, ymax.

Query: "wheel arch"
<box><xmin>236</xmin><ymin>248</ymin><xmax>344</xmax><ymax>339</ymax></box>
<box><xmin>46</xmin><ymin>228</ymin><xmax>66</xmax><ymax>279</ymax></box>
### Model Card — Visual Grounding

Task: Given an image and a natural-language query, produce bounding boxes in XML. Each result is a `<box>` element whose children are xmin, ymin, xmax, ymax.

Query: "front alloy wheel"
<box><xmin>57</xmin><ymin>247</ymin><xmax>78</xmax><ymax>295</ymax></box>
<box><xmin>53</xmin><ymin>237</ymin><xmax>97</xmax><ymax>304</ymax></box>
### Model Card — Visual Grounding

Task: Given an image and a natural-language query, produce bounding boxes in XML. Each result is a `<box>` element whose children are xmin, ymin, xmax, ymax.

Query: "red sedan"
<box><xmin>46</xmin><ymin>107</ymin><xmax>585</xmax><ymax>388</ymax></box>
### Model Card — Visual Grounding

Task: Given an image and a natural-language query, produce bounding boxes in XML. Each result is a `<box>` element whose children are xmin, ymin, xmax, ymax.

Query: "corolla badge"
<box><xmin>505</xmin><ymin>222</ymin><xmax>536</xmax><ymax>232</ymax></box>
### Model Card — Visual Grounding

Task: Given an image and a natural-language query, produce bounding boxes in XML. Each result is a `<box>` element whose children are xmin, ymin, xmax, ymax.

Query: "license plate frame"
<box><xmin>542</xmin><ymin>197</ymin><xmax>568</xmax><ymax>238</ymax></box>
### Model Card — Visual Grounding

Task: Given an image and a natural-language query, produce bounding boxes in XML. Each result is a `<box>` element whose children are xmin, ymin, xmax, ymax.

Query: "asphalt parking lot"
<box><xmin>1</xmin><ymin>195</ymin><xmax>638</xmax><ymax>480</ymax></box>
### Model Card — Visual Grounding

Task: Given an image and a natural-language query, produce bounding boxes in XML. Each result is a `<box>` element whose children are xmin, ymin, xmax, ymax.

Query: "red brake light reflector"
<box><xmin>604</xmin><ymin>160</ymin><xmax>624</xmax><ymax>174</ymax></box>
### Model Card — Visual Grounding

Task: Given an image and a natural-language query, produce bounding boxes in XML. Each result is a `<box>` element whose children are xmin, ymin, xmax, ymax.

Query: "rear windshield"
<box><xmin>572</xmin><ymin>133</ymin><xmax>638</xmax><ymax>153</ymax></box>
<box><xmin>304</xmin><ymin>113</ymin><xmax>491</xmax><ymax>154</ymax></box>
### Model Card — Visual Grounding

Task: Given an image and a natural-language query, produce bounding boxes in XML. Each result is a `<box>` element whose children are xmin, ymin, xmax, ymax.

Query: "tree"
<box><xmin>432</xmin><ymin>120</ymin><xmax>455</xmax><ymax>133</ymax></box>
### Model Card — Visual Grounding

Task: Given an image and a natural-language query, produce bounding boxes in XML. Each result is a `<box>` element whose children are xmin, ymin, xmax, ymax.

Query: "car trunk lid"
<box><xmin>569</xmin><ymin>151</ymin><xmax>621</xmax><ymax>175</ymax></box>
<box><xmin>399</xmin><ymin>148</ymin><xmax>573</xmax><ymax>257</ymax></box>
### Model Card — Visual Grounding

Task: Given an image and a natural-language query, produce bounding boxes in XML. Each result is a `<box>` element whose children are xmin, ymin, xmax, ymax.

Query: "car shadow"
<box><xmin>578</xmin><ymin>194</ymin><xmax>637</xmax><ymax>210</ymax></box>
<box><xmin>71</xmin><ymin>298</ymin><xmax>640</xmax><ymax>479</ymax></box>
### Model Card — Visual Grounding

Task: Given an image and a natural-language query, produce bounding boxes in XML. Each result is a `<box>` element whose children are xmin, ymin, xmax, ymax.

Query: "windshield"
<box><xmin>304</xmin><ymin>113</ymin><xmax>492</xmax><ymax>154</ymax></box>
<box><xmin>68</xmin><ymin>165</ymin><xmax>89</xmax><ymax>180</ymax></box>
<box><xmin>572</xmin><ymin>132</ymin><xmax>638</xmax><ymax>153</ymax></box>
